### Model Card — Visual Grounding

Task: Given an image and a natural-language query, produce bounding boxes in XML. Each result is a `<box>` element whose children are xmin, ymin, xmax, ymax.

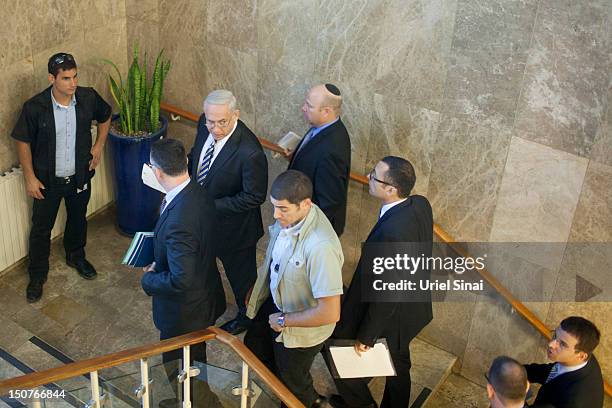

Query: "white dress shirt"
<box><xmin>197</xmin><ymin>120</ymin><xmax>238</xmax><ymax>173</ymax></box>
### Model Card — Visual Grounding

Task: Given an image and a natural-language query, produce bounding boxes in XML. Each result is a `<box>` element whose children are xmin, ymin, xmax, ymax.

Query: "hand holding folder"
<box><xmin>122</xmin><ymin>232</ymin><xmax>155</xmax><ymax>267</ymax></box>
<box><xmin>327</xmin><ymin>339</ymin><xmax>396</xmax><ymax>379</ymax></box>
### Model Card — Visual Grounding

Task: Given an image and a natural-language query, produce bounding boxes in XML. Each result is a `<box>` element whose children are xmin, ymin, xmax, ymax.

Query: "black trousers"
<box><xmin>324</xmin><ymin>344</ymin><xmax>412</xmax><ymax>408</ymax></box>
<box><xmin>160</xmin><ymin>332</ymin><xmax>221</xmax><ymax>407</ymax></box>
<box><xmin>217</xmin><ymin>245</ymin><xmax>257</xmax><ymax>319</ymax></box>
<box><xmin>28</xmin><ymin>179</ymin><xmax>91</xmax><ymax>282</ymax></box>
<box><xmin>244</xmin><ymin>297</ymin><xmax>323</xmax><ymax>407</ymax></box>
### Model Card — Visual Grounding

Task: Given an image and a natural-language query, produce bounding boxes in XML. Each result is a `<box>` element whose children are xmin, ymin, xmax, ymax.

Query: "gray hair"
<box><xmin>204</xmin><ymin>89</ymin><xmax>237</xmax><ymax>112</ymax></box>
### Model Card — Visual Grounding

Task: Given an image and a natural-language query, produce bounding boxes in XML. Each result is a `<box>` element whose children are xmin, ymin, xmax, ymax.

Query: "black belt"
<box><xmin>54</xmin><ymin>175</ymin><xmax>75</xmax><ymax>185</ymax></box>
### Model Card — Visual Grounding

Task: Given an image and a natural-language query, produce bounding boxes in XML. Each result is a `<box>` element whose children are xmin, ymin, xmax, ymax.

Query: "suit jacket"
<box><xmin>525</xmin><ymin>357</ymin><xmax>604</xmax><ymax>408</ymax></box>
<box><xmin>188</xmin><ymin>116</ymin><xmax>268</xmax><ymax>251</ymax></box>
<box><xmin>141</xmin><ymin>181</ymin><xmax>226</xmax><ymax>337</ymax></box>
<box><xmin>288</xmin><ymin>119</ymin><xmax>351</xmax><ymax>236</ymax></box>
<box><xmin>333</xmin><ymin>196</ymin><xmax>434</xmax><ymax>351</ymax></box>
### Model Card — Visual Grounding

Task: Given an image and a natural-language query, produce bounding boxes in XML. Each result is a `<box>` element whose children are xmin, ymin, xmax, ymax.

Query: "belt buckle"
<box><xmin>62</xmin><ymin>176</ymin><xmax>71</xmax><ymax>184</ymax></box>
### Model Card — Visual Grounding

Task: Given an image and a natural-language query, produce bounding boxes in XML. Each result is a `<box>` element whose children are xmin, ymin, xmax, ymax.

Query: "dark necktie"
<box><xmin>160</xmin><ymin>197</ymin><xmax>167</xmax><ymax>214</ymax></box>
<box><xmin>545</xmin><ymin>363</ymin><xmax>560</xmax><ymax>383</ymax></box>
<box><xmin>197</xmin><ymin>140</ymin><xmax>216</xmax><ymax>184</ymax></box>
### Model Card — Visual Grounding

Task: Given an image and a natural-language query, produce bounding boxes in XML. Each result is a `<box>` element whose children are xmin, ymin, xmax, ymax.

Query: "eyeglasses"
<box><xmin>368</xmin><ymin>168</ymin><xmax>394</xmax><ymax>187</ymax></box>
<box><xmin>550</xmin><ymin>329</ymin><xmax>571</xmax><ymax>350</ymax></box>
<box><xmin>205</xmin><ymin>117</ymin><xmax>233</xmax><ymax>129</ymax></box>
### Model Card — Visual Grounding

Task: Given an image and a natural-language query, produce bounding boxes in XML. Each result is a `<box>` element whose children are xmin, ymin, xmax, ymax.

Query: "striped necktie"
<box><xmin>197</xmin><ymin>140</ymin><xmax>216</xmax><ymax>185</ymax></box>
<box><xmin>160</xmin><ymin>197</ymin><xmax>167</xmax><ymax>214</ymax></box>
<box><xmin>545</xmin><ymin>363</ymin><xmax>560</xmax><ymax>383</ymax></box>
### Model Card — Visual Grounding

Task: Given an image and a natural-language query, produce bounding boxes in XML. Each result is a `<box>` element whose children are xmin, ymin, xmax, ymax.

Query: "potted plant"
<box><xmin>104</xmin><ymin>46</ymin><xmax>171</xmax><ymax>235</ymax></box>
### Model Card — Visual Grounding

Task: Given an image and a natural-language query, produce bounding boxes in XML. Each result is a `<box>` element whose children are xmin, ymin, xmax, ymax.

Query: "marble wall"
<box><xmin>125</xmin><ymin>0</ymin><xmax>612</xmax><ymax>393</ymax></box>
<box><xmin>0</xmin><ymin>0</ymin><xmax>128</xmax><ymax>171</ymax></box>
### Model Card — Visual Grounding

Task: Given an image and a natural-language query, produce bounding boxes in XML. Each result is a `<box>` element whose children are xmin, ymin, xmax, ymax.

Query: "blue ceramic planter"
<box><xmin>108</xmin><ymin>115</ymin><xmax>168</xmax><ymax>235</ymax></box>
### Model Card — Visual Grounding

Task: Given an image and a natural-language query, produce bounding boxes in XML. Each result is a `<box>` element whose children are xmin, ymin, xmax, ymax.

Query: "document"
<box><xmin>122</xmin><ymin>232</ymin><xmax>155</xmax><ymax>267</ymax></box>
<box><xmin>141</xmin><ymin>163</ymin><xmax>165</xmax><ymax>193</ymax></box>
<box><xmin>272</xmin><ymin>131</ymin><xmax>302</xmax><ymax>158</ymax></box>
<box><xmin>328</xmin><ymin>339</ymin><xmax>396</xmax><ymax>379</ymax></box>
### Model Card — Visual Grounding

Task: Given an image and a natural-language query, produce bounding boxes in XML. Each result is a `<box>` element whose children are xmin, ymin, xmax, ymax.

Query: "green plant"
<box><xmin>103</xmin><ymin>45</ymin><xmax>171</xmax><ymax>135</ymax></box>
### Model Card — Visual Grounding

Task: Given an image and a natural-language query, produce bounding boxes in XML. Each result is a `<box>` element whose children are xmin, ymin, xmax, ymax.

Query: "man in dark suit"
<box><xmin>524</xmin><ymin>316</ymin><xmax>603</xmax><ymax>408</ymax></box>
<box><xmin>486</xmin><ymin>356</ymin><xmax>529</xmax><ymax>408</ymax></box>
<box><xmin>287</xmin><ymin>83</ymin><xmax>351</xmax><ymax>236</ymax></box>
<box><xmin>141</xmin><ymin>138</ymin><xmax>226</xmax><ymax>407</ymax></box>
<box><xmin>327</xmin><ymin>156</ymin><xmax>433</xmax><ymax>408</ymax></box>
<box><xmin>188</xmin><ymin>89</ymin><xmax>268</xmax><ymax>335</ymax></box>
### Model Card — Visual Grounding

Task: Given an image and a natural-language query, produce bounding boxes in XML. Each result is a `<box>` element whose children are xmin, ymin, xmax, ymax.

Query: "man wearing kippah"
<box><xmin>11</xmin><ymin>53</ymin><xmax>111</xmax><ymax>302</ymax></box>
<box><xmin>287</xmin><ymin>83</ymin><xmax>351</xmax><ymax>236</ymax></box>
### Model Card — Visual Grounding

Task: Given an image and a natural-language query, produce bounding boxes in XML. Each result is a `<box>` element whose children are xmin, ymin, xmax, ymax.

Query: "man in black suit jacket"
<box><xmin>141</xmin><ymin>138</ymin><xmax>226</xmax><ymax>406</ymax></box>
<box><xmin>188</xmin><ymin>90</ymin><xmax>268</xmax><ymax>335</ymax></box>
<box><xmin>288</xmin><ymin>83</ymin><xmax>351</xmax><ymax>236</ymax></box>
<box><xmin>524</xmin><ymin>316</ymin><xmax>603</xmax><ymax>408</ymax></box>
<box><xmin>327</xmin><ymin>156</ymin><xmax>433</xmax><ymax>408</ymax></box>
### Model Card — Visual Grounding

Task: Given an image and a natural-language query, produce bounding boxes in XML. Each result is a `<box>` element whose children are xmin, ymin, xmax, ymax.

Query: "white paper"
<box><xmin>272</xmin><ymin>131</ymin><xmax>302</xmax><ymax>158</ymax></box>
<box><xmin>329</xmin><ymin>342</ymin><xmax>396</xmax><ymax>379</ymax></box>
<box><xmin>141</xmin><ymin>164</ymin><xmax>166</xmax><ymax>193</ymax></box>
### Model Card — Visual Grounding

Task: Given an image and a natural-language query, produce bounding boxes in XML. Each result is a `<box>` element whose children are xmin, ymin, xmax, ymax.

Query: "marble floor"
<box><xmin>0</xmin><ymin>208</ymin><xmax>485</xmax><ymax>407</ymax></box>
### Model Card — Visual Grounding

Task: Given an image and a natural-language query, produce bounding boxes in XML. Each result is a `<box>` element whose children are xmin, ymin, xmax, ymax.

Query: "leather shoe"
<box><xmin>66</xmin><ymin>258</ymin><xmax>97</xmax><ymax>280</ymax></box>
<box><xmin>219</xmin><ymin>317</ymin><xmax>251</xmax><ymax>335</ymax></box>
<box><xmin>312</xmin><ymin>395</ymin><xmax>328</xmax><ymax>408</ymax></box>
<box><xmin>26</xmin><ymin>280</ymin><xmax>44</xmax><ymax>303</ymax></box>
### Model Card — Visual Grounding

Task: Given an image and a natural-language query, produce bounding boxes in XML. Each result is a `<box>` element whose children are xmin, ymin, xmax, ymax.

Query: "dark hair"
<box><xmin>487</xmin><ymin>356</ymin><xmax>528</xmax><ymax>404</ymax></box>
<box><xmin>560</xmin><ymin>316</ymin><xmax>600</xmax><ymax>355</ymax></box>
<box><xmin>150</xmin><ymin>138</ymin><xmax>188</xmax><ymax>176</ymax></box>
<box><xmin>325</xmin><ymin>83</ymin><xmax>341</xmax><ymax>96</ymax></box>
<box><xmin>270</xmin><ymin>170</ymin><xmax>313</xmax><ymax>205</ymax></box>
<box><xmin>48</xmin><ymin>53</ymin><xmax>77</xmax><ymax>76</ymax></box>
<box><xmin>381</xmin><ymin>156</ymin><xmax>416</xmax><ymax>198</ymax></box>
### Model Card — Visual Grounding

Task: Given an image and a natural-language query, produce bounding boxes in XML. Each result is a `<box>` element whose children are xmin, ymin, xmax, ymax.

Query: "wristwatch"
<box><xmin>277</xmin><ymin>313</ymin><xmax>286</xmax><ymax>328</ymax></box>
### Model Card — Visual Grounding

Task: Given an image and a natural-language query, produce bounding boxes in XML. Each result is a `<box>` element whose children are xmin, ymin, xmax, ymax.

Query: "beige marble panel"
<box><xmin>514</xmin><ymin>0</ymin><xmax>610</xmax><ymax>158</ymax></box>
<box><xmin>0</xmin><ymin>2</ymin><xmax>32</xmax><ymax>70</ymax></box>
<box><xmin>568</xmin><ymin>161</ymin><xmax>612</xmax><ymax>242</ymax></box>
<box><xmin>0</xmin><ymin>58</ymin><xmax>37</xmax><ymax>172</ymax></box>
<box><xmin>489</xmin><ymin>136</ymin><xmax>588</xmax><ymax>243</ymax></box>
<box><xmin>545</xmin><ymin>302</ymin><xmax>612</xmax><ymax>389</ymax></box>
<box><xmin>203</xmin><ymin>43</ymin><xmax>258</xmax><ymax>127</ymax></box>
<box><xmin>79</xmin><ymin>0</ymin><xmax>126</xmax><ymax>28</ymax></box>
<box><xmin>591</xmin><ymin>89</ymin><xmax>612</xmax><ymax>167</ymax></box>
<box><xmin>427</xmin><ymin>116</ymin><xmax>512</xmax><ymax>241</ymax></box>
<box><xmin>374</xmin><ymin>0</ymin><xmax>457</xmax><ymax>112</ymax></box>
<box><xmin>339</xmin><ymin>182</ymin><xmax>367</xmax><ymax>282</ymax></box>
<box><xmin>460</xmin><ymin>296</ymin><xmax>549</xmax><ymax>384</ymax></box>
<box><xmin>28</xmin><ymin>0</ymin><xmax>84</xmax><ymax>55</ymax></box>
<box><xmin>369</xmin><ymin>94</ymin><xmax>440</xmax><ymax>196</ymax></box>
<box><xmin>126</xmin><ymin>17</ymin><xmax>160</xmax><ymax>64</ymax></box>
<box><xmin>207</xmin><ymin>0</ymin><xmax>257</xmax><ymax>53</ymax></box>
<box><xmin>126</xmin><ymin>0</ymin><xmax>158</xmax><ymax>20</ymax></box>
<box><xmin>160</xmin><ymin>0</ymin><xmax>207</xmax><ymax>44</ymax></box>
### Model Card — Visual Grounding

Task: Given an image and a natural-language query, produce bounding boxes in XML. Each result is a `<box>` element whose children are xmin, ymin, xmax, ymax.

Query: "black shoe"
<box><xmin>312</xmin><ymin>395</ymin><xmax>328</xmax><ymax>408</ymax></box>
<box><xmin>329</xmin><ymin>394</ymin><xmax>376</xmax><ymax>408</ymax></box>
<box><xmin>219</xmin><ymin>317</ymin><xmax>251</xmax><ymax>335</ymax></box>
<box><xmin>26</xmin><ymin>280</ymin><xmax>44</xmax><ymax>303</ymax></box>
<box><xmin>66</xmin><ymin>258</ymin><xmax>97</xmax><ymax>280</ymax></box>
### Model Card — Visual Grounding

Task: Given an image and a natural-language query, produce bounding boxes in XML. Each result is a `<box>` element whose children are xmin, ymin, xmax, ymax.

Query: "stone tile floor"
<box><xmin>0</xmin><ymin>208</ymin><xmax>483</xmax><ymax>407</ymax></box>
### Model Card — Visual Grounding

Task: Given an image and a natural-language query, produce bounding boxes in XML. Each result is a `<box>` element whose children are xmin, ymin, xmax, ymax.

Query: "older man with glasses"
<box><xmin>11</xmin><ymin>52</ymin><xmax>111</xmax><ymax>302</ymax></box>
<box><xmin>187</xmin><ymin>89</ymin><xmax>268</xmax><ymax>335</ymax></box>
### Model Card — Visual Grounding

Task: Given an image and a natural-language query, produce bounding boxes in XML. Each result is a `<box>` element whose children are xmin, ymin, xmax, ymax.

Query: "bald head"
<box><xmin>487</xmin><ymin>356</ymin><xmax>529</xmax><ymax>407</ymax></box>
<box><xmin>302</xmin><ymin>83</ymin><xmax>342</xmax><ymax>126</ymax></box>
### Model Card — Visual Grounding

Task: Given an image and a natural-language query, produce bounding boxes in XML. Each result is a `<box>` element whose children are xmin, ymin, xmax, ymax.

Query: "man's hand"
<box><xmin>354</xmin><ymin>340</ymin><xmax>371</xmax><ymax>357</ymax></box>
<box><xmin>89</xmin><ymin>143</ymin><xmax>104</xmax><ymax>170</ymax></box>
<box><xmin>25</xmin><ymin>174</ymin><xmax>45</xmax><ymax>200</ymax></box>
<box><xmin>143</xmin><ymin>262</ymin><xmax>156</xmax><ymax>273</ymax></box>
<box><xmin>269</xmin><ymin>312</ymin><xmax>284</xmax><ymax>332</ymax></box>
<box><xmin>281</xmin><ymin>147</ymin><xmax>294</xmax><ymax>160</ymax></box>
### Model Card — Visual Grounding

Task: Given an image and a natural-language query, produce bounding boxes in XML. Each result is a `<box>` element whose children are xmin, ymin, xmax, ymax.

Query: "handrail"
<box><xmin>0</xmin><ymin>328</ymin><xmax>304</xmax><ymax>408</ymax></box>
<box><xmin>161</xmin><ymin>102</ymin><xmax>611</xmax><ymax>398</ymax></box>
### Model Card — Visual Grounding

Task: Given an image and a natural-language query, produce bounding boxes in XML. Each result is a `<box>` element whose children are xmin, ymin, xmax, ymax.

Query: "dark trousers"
<box><xmin>28</xmin><ymin>179</ymin><xmax>91</xmax><ymax>282</ymax></box>
<box><xmin>218</xmin><ymin>245</ymin><xmax>257</xmax><ymax>319</ymax></box>
<box><xmin>244</xmin><ymin>297</ymin><xmax>323</xmax><ymax>407</ymax></box>
<box><xmin>160</xmin><ymin>332</ymin><xmax>220</xmax><ymax>407</ymax></box>
<box><xmin>324</xmin><ymin>345</ymin><xmax>412</xmax><ymax>408</ymax></box>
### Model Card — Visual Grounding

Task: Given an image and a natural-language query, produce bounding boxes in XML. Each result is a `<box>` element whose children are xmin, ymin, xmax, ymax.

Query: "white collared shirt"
<box><xmin>379</xmin><ymin>198</ymin><xmax>407</xmax><ymax>219</ymax></box>
<box><xmin>554</xmin><ymin>359</ymin><xmax>589</xmax><ymax>377</ymax></box>
<box><xmin>161</xmin><ymin>178</ymin><xmax>190</xmax><ymax>213</ymax></box>
<box><xmin>197</xmin><ymin>120</ymin><xmax>238</xmax><ymax>173</ymax></box>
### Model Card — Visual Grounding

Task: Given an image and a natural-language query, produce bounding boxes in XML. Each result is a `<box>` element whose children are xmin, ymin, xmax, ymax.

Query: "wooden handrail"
<box><xmin>0</xmin><ymin>328</ymin><xmax>304</xmax><ymax>407</ymax></box>
<box><xmin>161</xmin><ymin>102</ymin><xmax>610</xmax><ymax>398</ymax></box>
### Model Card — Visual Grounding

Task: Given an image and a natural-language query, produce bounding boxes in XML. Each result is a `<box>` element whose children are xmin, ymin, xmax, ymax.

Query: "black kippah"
<box><xmin>325</xmin><ymin>83</ymin><xmax>341</xmax><ymax>96</ymax></box>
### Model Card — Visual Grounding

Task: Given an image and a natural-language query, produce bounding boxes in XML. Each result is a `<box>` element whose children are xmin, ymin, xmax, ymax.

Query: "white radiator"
<box><xmin>0</xmin><ymin>128</ymin><xmax>114</xmax><ymax>273</ymax></box>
